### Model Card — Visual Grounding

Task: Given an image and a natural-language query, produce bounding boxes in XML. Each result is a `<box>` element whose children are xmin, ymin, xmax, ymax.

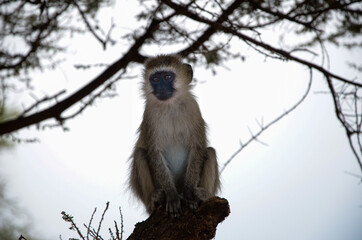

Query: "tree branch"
<box><xmin>168</xmin><ymin>0</ymin><xmax>244</xmax><ymax>57</ymax></box>
<box><xmin>163</xmin><ymin>0</ymin><xmax>362</xmax><ymax>88</ymax></box>
<box><xmin>222</xmin><ymin>68</ymin><xmax>313</xmax><ymax>172</ymax></box>
<box><xmin>0</xmin><ymin>0</ymin><xmax>245</xmax><ymax>135</ymax></box>
<box><xmin>72</xmin><ymin>0</ymin><xmax>112</xmax><ymax>50</ymax></box>
<box><xmin>0</xmin><ymin>2</ymin><xmax>71</xmax><ymax>70</ymax></box>
<box><xmin>325</xmin><ymin>74</ymin><xmax>362</xmax><ymax>172</ymax></box>
<box><xmin>127</xmin><ymin>197</ymin><xmax>230</xmax><ymax>240</ymax></box>
<box><xmin>249</xmin><ymin>0</ymin><xmax>321</xmax><ymax>31</ymax></box>
<box><xmin>0</xmin><ymin>15</ymin><xmax>164</xmax><ymax>135</ymax></box>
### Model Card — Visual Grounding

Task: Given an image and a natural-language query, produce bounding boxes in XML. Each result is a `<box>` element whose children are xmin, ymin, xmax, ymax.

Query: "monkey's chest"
<box><xmin>163</xmin><ymin>143</ymin><xmax>189</xmax><ymax>183</ymax></box>
<box><xmin>154</xmin><ymin>106</ymin><xmax>192</xmax><ymax>180</ymax></box>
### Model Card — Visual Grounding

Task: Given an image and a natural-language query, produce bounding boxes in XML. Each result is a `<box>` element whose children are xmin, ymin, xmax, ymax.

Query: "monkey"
<box><xmin>129</xmin><ymin>55</ymin><xmax>220</xmax><ymax>217</ymax></box>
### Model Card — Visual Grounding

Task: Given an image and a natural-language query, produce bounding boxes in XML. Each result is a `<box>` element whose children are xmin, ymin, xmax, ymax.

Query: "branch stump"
<box><xmin>127</xmin><ymin>197</ymin><xmax>230</xmax><ymax>240</ymax></box>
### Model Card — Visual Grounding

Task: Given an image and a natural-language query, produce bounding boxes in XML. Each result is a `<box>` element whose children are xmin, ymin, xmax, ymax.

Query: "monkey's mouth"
<box><xmin>153</xmin><ymin>88</ymin><xmax>175</xmax><ymax>101</ymax></box>
<box><xmin>154</xmin><ymin>91</ymin><xmax>174</xmax><ymax>101</ymax></box>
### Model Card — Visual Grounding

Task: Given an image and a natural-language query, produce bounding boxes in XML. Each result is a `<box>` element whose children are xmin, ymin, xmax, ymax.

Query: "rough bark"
<box><xmin>127</xmin><ymin>197</ymin><xmax>230</xmax><ymax>240</ymax></box>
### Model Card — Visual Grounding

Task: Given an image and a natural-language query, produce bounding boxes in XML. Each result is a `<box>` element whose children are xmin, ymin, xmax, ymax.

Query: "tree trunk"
<box><xmin>127</xmin><ymin>197</ymin><xmax>230</xmax><ymax>240</ymax></box>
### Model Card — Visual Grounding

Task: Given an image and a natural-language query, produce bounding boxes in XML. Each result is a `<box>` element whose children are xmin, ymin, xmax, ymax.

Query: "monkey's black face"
<box><xmin>149</xmin><ymin>70</ymin><xmax>176</xmax><ymax>101</ymax></box>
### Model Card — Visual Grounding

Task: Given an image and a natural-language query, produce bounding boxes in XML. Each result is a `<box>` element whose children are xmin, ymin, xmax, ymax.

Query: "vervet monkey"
<box><xmin>129</xmin><ymin>55</ymin><xmax>220</xmax><ymax>217</ymax></box>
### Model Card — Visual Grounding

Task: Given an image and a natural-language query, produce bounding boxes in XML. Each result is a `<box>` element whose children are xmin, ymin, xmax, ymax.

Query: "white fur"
<box><xmin>162</xmin><ymin>143</ymin><xmax>189</xmax><ymax>180</ymax></box>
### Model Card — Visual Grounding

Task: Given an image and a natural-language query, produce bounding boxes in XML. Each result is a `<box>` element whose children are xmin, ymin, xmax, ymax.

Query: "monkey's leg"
<box><xmin>182</xmin><ymin>147</ymin><xmax>220</xmax><ymax>209</ymax></box>
<box><xmin>130</xmin><ymin>148</ymin><xmax>157</xmax><ymax>214</ymax></box>
<box><xmin>148</xmin><ymin>149</ymin><xmax>182</xmax><ymax>217</ymax></box>
<box><xmin>198</xmin><ymin>147</ymin><xmax>220</xmax><ymax>197</ymax></box>
<box><xmin>182</xmin><ymin>147</ymin><xmax>206</xmax><ymax>209</ymax></box>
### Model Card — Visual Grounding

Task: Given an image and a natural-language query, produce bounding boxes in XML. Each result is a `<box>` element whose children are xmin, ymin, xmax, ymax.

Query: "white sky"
<box><xmin>1</xmin><ymin>1</ymin><xmax>362</xmax><ymax>239</ymax></box>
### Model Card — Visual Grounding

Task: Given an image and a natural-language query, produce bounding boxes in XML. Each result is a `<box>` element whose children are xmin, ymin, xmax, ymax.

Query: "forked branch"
<box><xmin>221</xmin><ymin>68</ymin><xmax>313</xmax><ymax>172</ymax></box>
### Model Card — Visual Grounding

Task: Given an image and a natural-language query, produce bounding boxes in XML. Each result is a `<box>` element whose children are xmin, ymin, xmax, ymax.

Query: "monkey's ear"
<box><xmin>184</xmin><ymin>63</ymin><xmax>193</xmax><ymax>83</ymax></box>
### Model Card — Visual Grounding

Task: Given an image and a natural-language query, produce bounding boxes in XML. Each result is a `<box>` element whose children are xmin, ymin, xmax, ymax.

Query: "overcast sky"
<box><xmin>1</xmin><ymin>1</ymin><xmax>362</xmax><ymax>239</ymax></box>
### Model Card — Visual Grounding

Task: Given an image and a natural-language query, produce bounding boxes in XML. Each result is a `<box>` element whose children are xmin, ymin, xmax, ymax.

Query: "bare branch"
<box><xmin>325</xmin><ymin>74</ymin><xmax>362</xmax><ymax>172</ymax></box>
<box><xmin>72</xmin><ymin>0</ymin><xmax>113</xmax><ymax>50</ymax></box>
<box><xmin>163</xmin><ymin>0</ymin><xmax>362</xmax><ymax>88</ymax></box>
<box><xmin>61</xmin><ymin>211</ymin><xmax>86</xmax><ymax>240</ymax></box>
<box><xmin>221</xmin><ymin>68</ymin><xmax>313</xmax><ymax>172</ymax></box>
<box><xmin>0</xmin><ymin>11</ymin><xmax>171</xmax><ymax>135</ymax></box>
<box><xmin>63</xmin><ymin>202</ymin><xmax>125</xmax><ymax>240</ymax></box>
<box><xmin>347</xmin><ymin>135</ymin><xmax>362</xmax><ymax>173</ymax></box>
<box><xmin>249</xmin><ymin>0</ymin><xmax>322</xmax><ymax>31</ymax></box>
<box><xmin>86</xmin><ymin>207</ymin><xmax>97</xmax><ymax>240</ymax></box>
<box><xmin>95</xmin><ymin>202</ymin><xmax>109</xmax><ymax>240</ymax></box>
<box><xmin>20</xmin><ymin>90</ymin><xmax>66</xmax><ymax>117</ymax></box>
<box><xmin>1</xmin><ymin>0</ymin><xmax>361</xmax><ymax>175</ymax></box>
<box><xmin>117</xmin><ymin>207</ymin><xmax>124</xmax><ymax>240</ymax></box>
<box><xmin>174</xmin><ymin>0</ymin><xmax>244</xmax><ymax>57</ymax></box>
<box><xmin>0</xmin><ymin>1</ymin><xmax>243</xmax><ymax>135</ymax></box>
<box><xmin>0</xmin><ymin>2</ymin><xmax>72</xmax><ymax>71</ymax></box>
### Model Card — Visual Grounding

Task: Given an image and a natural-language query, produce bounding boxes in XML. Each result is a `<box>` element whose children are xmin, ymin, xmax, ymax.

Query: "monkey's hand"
<box><xmin>164</xmin><ymin>188</ymin><xmax>182</xmax><ymax>218</ymax></box>
<box><xmin>182</xmin><ymin>185</ymin><xmax>202</xmax><ymax>210</ymax></box>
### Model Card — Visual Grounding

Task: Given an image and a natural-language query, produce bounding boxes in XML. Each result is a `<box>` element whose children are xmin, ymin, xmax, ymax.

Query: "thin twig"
<box><xmin>20</xmin><ymin>90</ymin><xmax>66</xmax><ymax>117</ymax></box>
<box><xmin>95</xmin><ymin>202</ymin><xmax>109</xmax><ymax>240</ymax></box>
<box><xmin>72</xmin><ymin>0</ymin><xmax>108</xmax><ymax>49</ymax></box>
<box><xmin>0</xmin><ymin>4</ymin><xmax>183</xmax><ymax>135</ymax></box>
<box><xmin>118</xmin><ymin>206</ymin><xmax>124</xmax><ymax>240</ymax></box>
<box><xmin>324</xmin><ymin>74</ymin><xmax>362</xmax><ymax>172</ymax></box>
<box><xmin>61</xmin><ymin>211</ymin><xmax>85</xmax><ymax>240</ymax></box>
<box><xmin>86</xmin><ymin>207</ymin><xmax>97</xmax><ymax>240</ymax></box>
<box><xmin>221</xmin><ymin>68</ymin><xmax>313</xmax><ymax>172</ymax></box>
<box><xmin>347</xmin><ymin>134</ymin><xmax>362</xmax><ymax>173</ymax></box>
<box><xmin>163</xmin><ymin>0</ymin><xmax>362</xmax><ymax>88</ymax></box>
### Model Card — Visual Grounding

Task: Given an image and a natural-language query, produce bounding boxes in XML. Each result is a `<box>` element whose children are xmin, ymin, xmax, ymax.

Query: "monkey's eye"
<box><xmin>152</xmin><ymin>77</ymin><xmax>159</xmax><ymax>82</ymax></box>
<box><xmin>165</xmin><ymin>75</ymin><xmax>172</xmax><ymax>81</ymax></box>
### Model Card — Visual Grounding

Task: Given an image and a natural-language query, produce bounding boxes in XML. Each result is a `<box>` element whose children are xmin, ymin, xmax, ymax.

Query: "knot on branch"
<box><xmin>127</xmin><ymin>197</ymin><xmax>230</xmax><ymax>240</ymax></box>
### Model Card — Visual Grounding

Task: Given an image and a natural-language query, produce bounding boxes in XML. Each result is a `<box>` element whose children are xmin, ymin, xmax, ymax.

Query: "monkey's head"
<box><xmin>143</xmin><ymin>55</ymin><xmax>193</xmax><ymax>102</ymax></box>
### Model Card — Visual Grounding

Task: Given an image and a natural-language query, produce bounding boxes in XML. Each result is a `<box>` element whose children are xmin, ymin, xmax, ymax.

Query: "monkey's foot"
<box><xmin>165</xmin><ymin>189</ymin><xmax>182</xmax><ymax>218</ymax></box>
<box><xmin>181</xmin><ymin>186</ymin><xmax>203</xmax><ymax>210</ymax></box>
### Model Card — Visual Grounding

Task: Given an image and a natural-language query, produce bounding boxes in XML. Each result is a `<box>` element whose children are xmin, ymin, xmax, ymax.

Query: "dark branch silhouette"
<box><xmin>127</xmin><ymin>197</ymin><xmax>230</xmax><ymax>240</ymax></box>
<box><xmin>0</xmin><ymin>0</ymin><xmax>361</xmax><ymax>174</ymax></box>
